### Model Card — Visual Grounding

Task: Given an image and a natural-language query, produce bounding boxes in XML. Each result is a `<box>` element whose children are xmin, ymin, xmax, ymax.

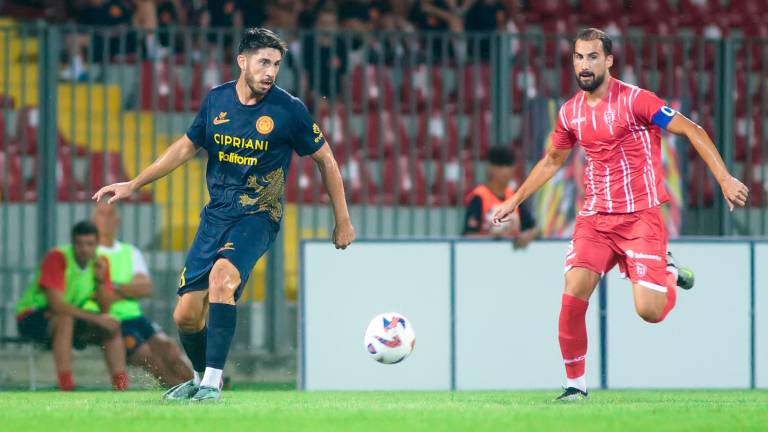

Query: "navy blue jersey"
<box><xmin>186</xmin><ymin>82</ymin><xmax>325</xmax><ymax>225</ymax></box>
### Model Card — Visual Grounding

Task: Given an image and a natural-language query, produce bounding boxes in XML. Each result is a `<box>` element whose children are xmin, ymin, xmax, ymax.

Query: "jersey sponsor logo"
<box><xmin>213</xmin><ymin>112</ymin><xmax>230</xmax><ymax>125</ymax></box>
<box><xmin>256</xmin><ymin>115</ymin><xmax>275</xmax><ymax>134</ymax></box>
<box><xmin>312</xmin><ymin>122</ymin><xmax>324</xmax><ymax>144</ymax></box>
<box><xmin>571</xmin><ymin>116</ymin><xmax>586</xmax><ymax>125</ymax></box>
<box><xmin>218</xmin><ymin>151</ymin><xmax>258</xmax><ymax>166</ymax></box>
<box><xmin>625</xmin><ymin>250</ymin><xmax>662</xmax><ymax>261</ymax></box>
<box><xmin>213</xmin><ymin>133</ymin><xmax>269</xmax><ymax>150</ymax></box>
<box><xmin>218</xmin><ymin>242</ymin><xmax>235</xmax><ymax>252</ymax></box>
<box><xmin>603</xmin><ymin>109</ymin><xmax>616</xmax><ymax>126</ymax></box>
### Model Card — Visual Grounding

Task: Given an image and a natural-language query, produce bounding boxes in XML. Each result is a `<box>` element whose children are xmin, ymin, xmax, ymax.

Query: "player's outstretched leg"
<box><xmin>166</xmin><ymin>290</ymin><xmax>209</xmax><ymax>400</ymax></box>
<box><xmin>556</xmin><ymin>268</ymin><xmax>600</xmax><ymax>401</ymax></box>
<box><xmin>192</xmin><ymin>259</ymin><xmax>240</xmax><ymax>402</ymax></box>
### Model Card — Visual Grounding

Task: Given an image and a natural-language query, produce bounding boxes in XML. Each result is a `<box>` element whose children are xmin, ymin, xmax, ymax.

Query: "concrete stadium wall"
<box><xmin>301</xmin><ymin>239</ymin><xmax>763</xmax><ymax>390</ymax></box>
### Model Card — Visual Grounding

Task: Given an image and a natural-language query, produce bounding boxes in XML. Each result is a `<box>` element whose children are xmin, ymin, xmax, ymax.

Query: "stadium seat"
<box><xmin>399</xmin><ymin>64</ymin><xmax>446</xmax><ymax>112</ymax></box>
<box><xmin>16</xmin><ymin>106</ymin><xmax>38</xmax><ymax>155</ymax></box>
<box><xmin>381</xmin><ymin>155</ymin><xmax>427</xmax><ymax>206</ymax></box>
<box><xmin>0</xmin><ymin>150</ymin><xmax>24</xmax><ymax>202</ymax></box>
<box><xmin>461</xmin><ymin>64</ymin><xmax>491</xmax><ymax>114</ymax></box>
<box><xmin>417</xmin><ymin>111</ymin><xmax>459</xmax><ymax>160</ymax></box>
<box><xmin>285</xmin><ymin>153</ymin><xmax>323</xmax><ymax>204</ymax></box>
<box><xmin>350</xmin><ymin>65</ymin><xmax>395</xmax><ymax>113</ymax></box>
<box><xmin>56</xmin><ymin>149</ymin><xmax>87</xmax><ymax>201</ymax></box>
<box><xmin>339</xmin><ymin>154</ymin><xmax>376</xmax><ymax>205</ymax></box>
<box><xmin>364</xmin><ymin>111</ymin><xmax>409</xmax><ymax>159</ymax></box>
<box><xmin>687</xmin><ymin>158</ymin><xmax>715</xmax><ymax>207</ymax></box>
<box><xmin>430</xmin><ymin>156</ymin><xmax>476</xmax><ymax>206</ymax></box>
<box><xmin>89</xmin><ymin>152</ymin><xmax>152</xmax><ymax>202</ymax></box>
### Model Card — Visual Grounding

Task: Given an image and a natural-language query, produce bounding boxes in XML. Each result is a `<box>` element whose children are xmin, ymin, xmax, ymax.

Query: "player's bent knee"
<box><xmin>173</xmin><ymin>307</ymin><xmax>204</xmax><ymax>332</ymax></box>
<box><xmin>635</xmin><ymin>303</ymin><xmax>664</xmax><ymax>323</ymax></box>
<box><xmin>208</xmin><ymin>259</ymin><xmax>241</xmax><ymax>303</ymax></box>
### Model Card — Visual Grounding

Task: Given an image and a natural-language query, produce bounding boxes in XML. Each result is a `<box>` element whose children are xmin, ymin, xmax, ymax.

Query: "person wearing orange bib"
<box><xmin>463</xmin><ymin>146</ymin><xmax>540</xmax><ymax>248</ymax></box>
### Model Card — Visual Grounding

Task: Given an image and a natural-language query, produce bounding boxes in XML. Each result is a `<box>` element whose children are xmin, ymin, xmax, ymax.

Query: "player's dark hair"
<box><xmin>574</xmin><ymin>28</ymin><xmax>613</xmax><ymax>56</ymax></box>
<box><xmin>71</xmin><ymin>220</ymin><xmax>99</xmax><ymax>241</ymax></box>
<box><xmin>238</xmin><ymin>28</ymin><xmax>288</xmax><ymax>56</ymax></box>
<box><xmin>487</xmin><ymin>146</ymin><xmax>516</xmax><ymax>166</ymax></box>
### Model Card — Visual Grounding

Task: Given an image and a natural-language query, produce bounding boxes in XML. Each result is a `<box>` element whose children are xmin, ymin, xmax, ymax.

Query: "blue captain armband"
<box><xmin>651</xmin><ymin>106</ymin><xmax>677</xmax><ymax>130</ymax></box>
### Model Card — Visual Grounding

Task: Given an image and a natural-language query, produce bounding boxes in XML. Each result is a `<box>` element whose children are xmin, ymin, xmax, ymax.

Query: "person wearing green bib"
<box><xmin>92</xmin><ymin>201</ymin><xmax>193</xmax><ymax>387</ymax></box>
<box><xmin>15</xmin><ymin>221</ymin><xmax>129</xmax><ymax>391</ymax></box>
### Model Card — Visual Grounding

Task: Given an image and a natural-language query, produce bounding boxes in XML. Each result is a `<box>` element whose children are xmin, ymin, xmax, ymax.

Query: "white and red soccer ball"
<box><xmin>364</xmin><ymin>312</ymin><xmax>416</xmax><ymax>364</ymax></box>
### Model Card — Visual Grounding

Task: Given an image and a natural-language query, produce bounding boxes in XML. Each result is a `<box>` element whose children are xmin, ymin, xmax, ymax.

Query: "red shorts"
<box><xmin>564</xmin><ymin>207</ymin><xmax>669</xmax><ymax>292</ymax></box>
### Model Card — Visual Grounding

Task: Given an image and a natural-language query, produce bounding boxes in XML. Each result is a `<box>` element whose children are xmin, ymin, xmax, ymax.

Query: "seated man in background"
<box><xmin>92</xmin><ymin>201</ymin><xmax>193</xmax><ymax>388</ymax></box>
<box><xmin>463</xmin><ymin>146</ymin><xmax>540</xmax><ymax>249</ymax></box>
<box><xmin>15</xmin><ymin>221</ymin><xmax>128</xmax><ymax>391</ymax></box>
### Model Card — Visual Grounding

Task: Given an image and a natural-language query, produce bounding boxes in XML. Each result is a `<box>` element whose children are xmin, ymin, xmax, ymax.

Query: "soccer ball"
<box><xmin>364</xmin><ymin>312</ymin><xmax>416</xmax><ymax>364</ymax></box>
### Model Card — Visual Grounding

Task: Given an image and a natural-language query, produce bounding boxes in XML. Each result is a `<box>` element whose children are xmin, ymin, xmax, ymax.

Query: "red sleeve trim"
<box><xmin>38</xmin><ymin>250</ymin><xmax>67</xmax><ymax>292</ymax></box>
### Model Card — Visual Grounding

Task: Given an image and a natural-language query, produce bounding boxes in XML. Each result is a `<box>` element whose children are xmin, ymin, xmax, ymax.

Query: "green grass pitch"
<box><xmin>2</xmin><ymin>389</ymin><xmax>767</xmax><ymax>431</ymax></box>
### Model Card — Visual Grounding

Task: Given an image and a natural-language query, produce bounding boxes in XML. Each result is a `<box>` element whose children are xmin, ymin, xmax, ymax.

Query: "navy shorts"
<box><xmin>121</xmin><ymin>315</ymin><xmax>160</xmax><ymax>358</ymax></box>
<box><xmin>177</xmin><ymin>212</ymin><xmax>278</xmax><ymax>301</ymax></box>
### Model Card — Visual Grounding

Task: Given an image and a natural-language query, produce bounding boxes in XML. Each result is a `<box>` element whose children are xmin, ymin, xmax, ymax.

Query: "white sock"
<box><xmin>567</xmin><ymin>375</ymin><xmax>587</xmax><ymax>393</ymax></box>
<box><xmin>193</xmin><ymin>370</ymin><xmax>202</xmax><ymax>385</ymax></box>
<box><xmin>200</xmin><ymin>367</ymin><xmax>223</xmax><ymax>389</ymax></box>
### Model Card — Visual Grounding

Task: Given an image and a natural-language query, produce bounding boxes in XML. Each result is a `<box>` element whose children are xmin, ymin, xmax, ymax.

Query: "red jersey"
<box><xmin>552</xmin><ymin>78</ymin><xmax>669</xmax><ymax>214</ymax></box>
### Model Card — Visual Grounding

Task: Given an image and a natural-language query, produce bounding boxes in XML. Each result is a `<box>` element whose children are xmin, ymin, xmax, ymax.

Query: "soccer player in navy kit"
<box><xmin>93</xmin><ymin>28</ymin><xmax>356</xmax><ymax>401</ymax></box>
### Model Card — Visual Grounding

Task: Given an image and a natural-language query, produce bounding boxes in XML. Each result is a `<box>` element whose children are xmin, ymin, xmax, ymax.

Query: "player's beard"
<box><xmin>576</xmin><ymin>71</ymin><xmax>604</xmax><ymax>92</ymax></box>
<box><xmin>245</xmin><ymin>74</ymin><xmax>271</xmax><ymax>97</ymax></box>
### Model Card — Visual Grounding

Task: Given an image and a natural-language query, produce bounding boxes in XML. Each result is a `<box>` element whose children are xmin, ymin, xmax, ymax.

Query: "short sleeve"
<box><xmin>185</xmin><ymin>93</ymin><xmax>210</xmax><ymax>149</ymax></box>
<box><xmin>518</xmin><ymin>200</ymin><xmax>537</xmax><ymax>231</ymax></box>
<box><xmin>552</xmin><ymin>105</ymin><xmax>576</xmax><ymax>149</ymax></box>
<box><xmin>462</xmin><ymin>195</ymin><xmax>483</xmax><ymax>235</ymax></box>
<box><xmin>632</xmin><ymin>89</ymin><xmax>667</xmax><ymax>126</ymax></box>
<box><xmin>289</xmin><ymin>100</ymin><xmax>326</xmax><ymax>156</ymax></box>
<box><xmin>131</xmin><ymin>246</ymin><xmax>149</xmax><ymax>277</ymax></box>
<box><xmin>38</xmin><ymin>250</ymin><xmax>66</xmax><ymax>292</ymax></box>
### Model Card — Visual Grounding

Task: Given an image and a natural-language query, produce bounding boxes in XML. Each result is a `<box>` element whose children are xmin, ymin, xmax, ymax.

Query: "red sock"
<box><xmin>558</xmin><ymin>293</ymin><xmax>589</xmax><ymax>379</ymax></box>
<box><xmin>112</xmin><ymin>372</ymin><xmax>129</xmax><ymax>391</ymax></box>
<box><xmin>653</xmin><ymin>272</ymin><xmax>677</xmax><ymax>323</ymax></box>
<box><xmin>58</xmin><ymin>371</ymin><xmax>75</xmax><ymax>391</ymax></box>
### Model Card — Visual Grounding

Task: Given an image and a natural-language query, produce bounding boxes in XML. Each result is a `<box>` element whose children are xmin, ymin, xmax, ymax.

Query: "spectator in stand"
<box><xmin>463</xmin><ymin>146</ymin><xmax>539</xmax><ymax>249</ymax></box>
<box><xmin>302</xmin><ymin>8</ymin><xmax>348</xmax><ymax>100</ymax></box>
<box><xmin>409</xmin><ymin>0</ymin><xmax>467</xmax><ymax>61</ymax></box>
<box><xmin>464</xmin><ymin>0</ymin><xmax>505</xmax><ymax>60</ymax></box>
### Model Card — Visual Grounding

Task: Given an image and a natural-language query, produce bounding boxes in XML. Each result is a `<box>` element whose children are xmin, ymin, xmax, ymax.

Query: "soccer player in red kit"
<box><xmin>492</xmin><ymin>28</ymin><xmax>749</xmax><ymax>401</ymax></box>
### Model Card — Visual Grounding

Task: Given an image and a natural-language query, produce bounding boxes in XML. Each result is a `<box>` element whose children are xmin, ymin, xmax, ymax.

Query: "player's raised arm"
<box><xmin>310</xmin><ymin>143</ymin><xmax>355</xmax><ymax>249</ymax></box>
<box><xmin>664</xmin><ymin>113</ymin><xmax>749</xmax><ymax>211</ymax></box>
<box><xmin>92</xmin><ymin>134</ymin><xmax>199</xmax><ymax>204</ymax></box>
<box><xmin>492</xmin><ymin>146</ymin><xmax>571</xmax><ymax>224</ymax></box>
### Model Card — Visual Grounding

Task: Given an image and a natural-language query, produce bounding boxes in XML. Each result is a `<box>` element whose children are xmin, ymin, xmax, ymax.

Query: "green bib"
<box><xmin>98</xmin><ymin>242</ymin><xmax>144</xmax><ymax>321</ymax></box>
<box><xmin>16</xmin><ymin>245</ymin><xmax>98</xmax><ymax>314</ymax></box>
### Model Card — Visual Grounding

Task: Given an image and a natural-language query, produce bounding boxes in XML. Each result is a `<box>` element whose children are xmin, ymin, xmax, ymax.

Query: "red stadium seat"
<box><xmin>340</xmin><ymin>154</ymin><xmax>376</xmax><ymax>205</ymax></box>
<box><xmin>687</xmin><ymin>158</ymin><xmax>715</xmax><ymax>207</ymax></box>
<box><xmin>461</xmin><ymin>64</ymin><xmax>491</xmax><ymax>114</ymax></box>
<box><xmin>381</xmin><ymin>155</ymin><xmax>427</xmax><ymax>206</ymax></box>
<box><xmin>430</xmin><ymin>157</ymin><xmax>476</xmax><ymax>206</ymax></box>
<box><xmin>88</xmin><ymin>152</ymin><xmax>152</xmax><ymax>202</ymax></box>
<box><xmin>16</xmin><ymin>106</ymin><xmax>39</xmax><ymax>155</ymax></box>
<box><xmin>418</xmin><ymin>111</ymin><xmax>459</xmax><ymax>160</ymax></box>
<box><xmin>0</xmin><ymin>150</ymin><xmax>24</xmax><ymax>202</ymax></box>
<box><xmin>364</xmin><ymin>111</ymin><xmax>409</xmax><ymax>159</ymax></box>
<box><xmin>285</xmin><ymin>153</ymin><xmax>322</xmax><ymax>204</ymax></box>
<box><xmin>350</xmin><ymin>65</ymin><xmax>396</xmax><ymax>113</ymax></box>
<box><xmin>56</xmin><ymin>149</ymin><xmax>87</xmax><ymax>201</ymax></box>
